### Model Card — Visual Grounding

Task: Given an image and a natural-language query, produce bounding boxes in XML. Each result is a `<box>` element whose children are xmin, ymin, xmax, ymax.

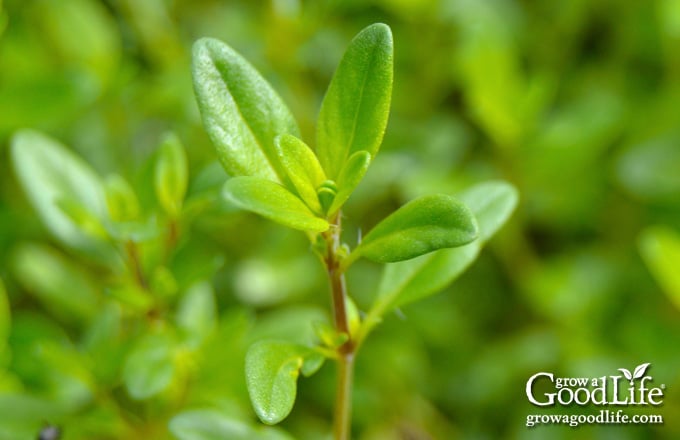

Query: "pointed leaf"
<box><xmin>371</xmin><ymin>181</ymin><xmax>518</xmax><ymax>314</ymax></box>
<box><xmin>349</xmin><ymin>194</ymin><xmax>478</xmax><ymax>264</ymax></box>
<box><xmin>328</xmin><ymin>150</ymin><xmax>371</xmax><ymax>215</ymax></box>
<box><xmin>275</xmin><ymin>134</ymin><xmax>326</xmax><ymax>213</ymax></box>
<box><xmin>10</xmin><ymin>130</ymin><xmax>112</xmax><ymax>257</ymax></box>
<box><xmin>192</xmin><ymin>38</ymin><xmax>299</xmax><ymax>181</ymax></box>
<box><xmin>104</xmin><ymin>174</ymin><xmax>140</xmax><ymax>222</ymax></box>
<box><xmin>245</xmin><ymin>340</ymin><xmax>324</xmax><ymax>425</ymax></box>
<box><xmin>154</xmin><ymin>133</ymin><xmax>188</xmax><ymax>217</ymax></box>
<box><xmin>316</xmin><ymin>23</ymin><xmax>393</xmax><ymax>178</ymax></box>
<box><xmin>618</xmin><ymin>368</ymin><xmax>633</xmax><ymax>381</ymax></box>
<box><xmin>223</xmin><ymin>177</ymin><xmax>329</xmax><ymax>232</ymax></box>
<box><xmin>633</xmin><ymin>363</ymin><xmax>651</xmax><ymax>379</ymax></box>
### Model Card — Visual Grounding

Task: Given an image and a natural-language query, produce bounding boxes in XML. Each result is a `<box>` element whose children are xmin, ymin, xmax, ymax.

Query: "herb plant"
<box><xmin>191</xmin><ymin>23</ymin><xmax>518</xmax><ymax>439</ymax></box>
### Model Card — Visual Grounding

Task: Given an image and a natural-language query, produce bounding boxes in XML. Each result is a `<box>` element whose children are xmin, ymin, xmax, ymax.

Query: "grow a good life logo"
<box><xmin>525</xmin><ymin>362</ymin><xmax>666</xmax><ymax>427</ymax></box>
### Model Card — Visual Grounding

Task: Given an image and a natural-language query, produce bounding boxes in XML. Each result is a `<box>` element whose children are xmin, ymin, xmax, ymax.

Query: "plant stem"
<box><xmin>323</xmin><ymin>212</ymin><xmax>354</xmax><ymax>440</ymax></box>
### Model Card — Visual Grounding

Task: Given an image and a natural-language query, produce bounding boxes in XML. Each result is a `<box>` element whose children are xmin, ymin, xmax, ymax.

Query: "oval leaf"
<box><xmin>170</xmin><ymin>410</ymin><xmax>294</xmax><ymax>440</ymax></box>
<box><xmin>245</xmin><ymin>340</ymin><xmax>324</xmax><ymax>425</ymax></box>
<box><xmin>11</xmin><ymin>130</ymin><xmax>112</xmax><ymax>257</ymax></box>
<box><xmin>316</xmin><ymin>23</ymin><xmax>393</xmax><ymax>178</ymax></box>
<box><xmin>123</xmin><ymin>332</ymin><xmax>177</xmax><ymax>400</ymax></box>
<box><xmin>275</xmin><ymin>134</ymin><xmax>326</xmax><ymax>213</ymax></box>
<box><xmin>349</xmin><ymin>194</ymin><xmax>478</xmax><ymax>264</ymax></box>
<box><xmin>368</xmin><ymin>181</ymin><xmax>518</xmax><ymax>319</ymax></box>
<box><xmin>328</xmin><ymin>150</ymin><xmax>371</xmax><ymax>215</ymax></box>
<box><xmin>192</xmin><ymin>38</ymin><xmax>299</xmax><ymax>181</ymax></box>
<box><xmin>154</xmin><ymin>133</ymin><xmax>188</xmax><ymax>217</ymax></box>
<box><xmin>223</xmin><ymin>177</ymin><xmax>329</xmax><ymax>232</ymax></box>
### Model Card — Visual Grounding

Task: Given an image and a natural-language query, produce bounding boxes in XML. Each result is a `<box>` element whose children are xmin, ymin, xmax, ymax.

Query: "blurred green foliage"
<box><xmin>1</xmin><ymin>0</ymin><xmax>679</xmax><ymax>439</ymax></box>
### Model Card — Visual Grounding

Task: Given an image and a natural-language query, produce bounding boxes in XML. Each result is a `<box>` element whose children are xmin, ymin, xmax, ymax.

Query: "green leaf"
<box><xmin>639</xmin><ymin>226</ymin><xmax>680</xmax><ymax>311</ymax></box>
<box><xmin>368</xmin><ymin>181</ymin><xmax>518</xmax><ymax>317</ymax></box>
<box><xmin>348</xmin><ymin>194</ymin><xmax>478</xmax><ymax>264</ymax></box>
<box><xmin>123</xmin><ymin>331</ymin><xmax>177</xmax><ymax>400</ymax></box>
<box><xmin>223</xmin><ymin>176</ymin><xmax>329</xmax><ymax>232</ymax></box>
<box><xmin>154</xmin><ymin>133</ymin><xmax>188</xmax><ymax>217</ymax></box>
<box><xmin>10</xmin><ymin>130</ymin><xmax>113</xmax><ymax>258</ymax></box>
<box><xmin>170</xmin><ymin>410</ymin><xmax>294</xmax><ymax>440</ymax></box>
<box><xmin>316</xmin><ymin>23</ymin><xmax>393</xmax><ymax>178</ymax></box>
<box><xmin>274</xmin><ymin>134</ymin><xmax>326</xmax><ymax>213</ymax></box>
<box><xmin>457</xmin><ymin>181</ymin><xmax>519</xmax><ymax>242</ymax></box>
<box><xmin>104</xmin><ymin>174</ymin><xmax>140</xmax><ymax>222</ymax></box>
<box><xmin>328</xmin><ymin>150</ymin><xmax>371</xmax><ymax>215</ymax></box>
<box><xmin>176</xmin><ymin>282</ymin><xmax>217</xmax><ymax>347</ymax></box>
<box><xmin>0</xmin><ymin>279</ymin><xmax>9</xmax><ymax>356</ymax></box>
<box><xmin>192</xmin><ymin>38</ymin><xmax>299</xmax><ymax>181</ymax></box>
<box><xmin>11</xmin><ymin>243</ymin><xmax>100</xmax><ymax>325</ymax></box>
<box><xmin>245</xmin><ymin>340</ymin><xmax>324</xmax><ymax>425</ymax></box>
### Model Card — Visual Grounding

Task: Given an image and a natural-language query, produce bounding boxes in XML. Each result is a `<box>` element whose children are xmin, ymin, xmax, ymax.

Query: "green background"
<box><xmin>1</xmin><ymin>0</ymin><xmax>680</xmax><ymax>438</ymax></box>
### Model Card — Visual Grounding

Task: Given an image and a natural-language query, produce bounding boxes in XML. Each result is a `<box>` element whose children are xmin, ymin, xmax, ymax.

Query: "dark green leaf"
<box><xmin>192</xmin><ymin>38</ymin><xmax>299</xmax><ymax>181</ymax></box>
<box><xmin>223</xmin><ymin>176</ymin><xmax>329</xmax><ymax>232</ymax></box>
<box><xmin>316</xmin><ymin>23</ymin><xmax>393</xmax><ymax>178</ymax></box>
<box><xmin>245</xmin><ymin>340</ymin><xmax>324</xmax><ymax>425</ymax></box>
<box><xmin>349</xmin><ymin>194</ymin><xmax>478</xmax><ymax>264</ymax></box>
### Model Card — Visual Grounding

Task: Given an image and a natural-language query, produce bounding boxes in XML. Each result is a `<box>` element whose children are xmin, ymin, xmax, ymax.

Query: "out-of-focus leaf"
<box><xmin>316</xmin><ymin>23</ymin><xmax>393</xmax><ymax>178</ymax></box>
<box><xmin>245</xmin><ymin>340</ymin><xmax>324</xmax><ymax>425</ymax></box>
<box><xmin>617</xmin><ymin>138</ymin><xmax>680</xmax><ymax>203</ymax></box>
<box><xmin>154</xmin><ymin>133</ymin><xmax>188</xmax><ymax>217</ymax></box>
<box><xmin>639</xmin><ymin>226</ymin><xmax>680</xmax><ymax>310</ymax></box>
<box><xmin>247</xmin><ymin>306</ymin><xmax>328</xmax><ymax>345</ymax></box>
<box><xmin>0</xmin><ymin>279</ymin><xmax>9</xmax><ymax>356</ymax></box>
<box><xmin>123</xmin><ymin>331</ymin><xmax>177</xmax><ymax>400</ymax></box>
<box><xmin>10</xmin><ymin>130</ymin><xmax>113</xmax><ymax>259</ymax></box>
<box><xmin>11</xmin><ymin>243</ymin><xmax>100</xmax><ymax>324</ymax></box>
<box><xmin>170</xmin><ymin>410</ymin><xmax>294</xmax><ymax>440</ymax></box>
<box><xmin>274</xmin><ymin>134</ymin><xmax>326</xmax><ymax>214</ymax></box>
<box><xmin>176</xmin><ymin>282</ymin><xmax>216</xmax><ymax>347</ymax></box>
<box><xmin>366</xmin><ymin>181</ymin><xmax>517</xmax><ymax>324</ymax></box>
<box><xmin>328</xmin><ymin>150</ymin><xmax>371</xmax><ymax>215</ymax></box>
<box><xmin>222</xmin><ymin>176</ymin><xmax>329</xmax><ymax>232</ymax></box>
<box><xmin>192</xmin><ymin>37</ymin><xmax>299</xmax><ymax>181</ymax></box>
<box><xmin>104</xmin><ymin>174</ymin><xmax>140</xmax><ymax>222</ymax></box>
<box><xmin>348</xmin><ymin>194</ymin><xmax>478</xmax><ymax>264</ymax></box>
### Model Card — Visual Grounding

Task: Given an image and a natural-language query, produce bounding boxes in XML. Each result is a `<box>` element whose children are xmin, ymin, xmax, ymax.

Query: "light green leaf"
<box><xmin>363</xmin><ymin>181</ymin><xmax>518</xmax><ymax>332</ymax></box>
<box><xmin>192</xmin><ymin>38</ymin><xmax>299</xmax><ymax>181</ymax></box>
<box><xmin>154</xmin><ymin>133</ymin><xmax>188</xmax><ymax>217</ymax></box>
<box><xmin>316</xmin><ymin>23</ymin><xmax>393</xmax><ymax>178</ymax></box>
<box><xmin>11</xmin><ymin>130</ymin><xmax>112</xmax><ymax>257</ymax></box>
<box><xmin>245</xmin><ymin>340</ymin><xmax>325</xmax><ymax>425</ymax></box>
<box><xmin>170</xmin><ymin>410</ymin><xmax>294</xmax><ymax>440</ymax></box>
<box><xmin>348</xmin><ymin>194</ymin><xmax>478</xmax><ymax>264</ymax></box>
<box><xmin>639</xmin><ymin>226</ymin><xmax>680</xmax><ymax>310</ymax></box>
<box><xmin>176</xmin><ymin>282</ymin><xmax>217</xmax><ymax>347</ymax></box>
<box><xmin>223</xmin><ymin>176</ymin><xmax>329</xmax><ymax>232</ymax></box>
<box><xmin>274</xmin><ymin>134</ymin><xmax>326</xmax><ymax>213</ymax></box>
<box><xmin>457</xmin><ymin>181</ymin><xmax>519</xmax><ymax>242</ymax></box>
<box><xmin>104</xmin><ymin>174</ymin><xmax>140</xmax><ymax>222</ymax></box>
<box><xmin>123</xmin><ymin>332</ymin><xmax>177</xmax><ymax>400</ymax></box>
<box><xmin>11</xmin><ymin>243</ymin><xmax>100</xmax><ymax>324</ymax></box>
<box><xmin>328</xmin><ymin>150</ymin><xmax>371</xmax><ymax>215</ymax></box>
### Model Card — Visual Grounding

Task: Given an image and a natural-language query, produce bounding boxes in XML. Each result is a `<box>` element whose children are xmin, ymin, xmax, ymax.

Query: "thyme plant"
<box><xmin>192</xmin><ymin>23</ymin><xmax>518</xmax><ymax>439</ymax></box>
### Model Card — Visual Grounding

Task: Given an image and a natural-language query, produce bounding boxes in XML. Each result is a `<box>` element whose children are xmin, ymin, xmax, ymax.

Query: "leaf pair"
<box><xmin>192</xmin><ymin>24</ymin><xmax>393</xmax><ymax>230</ymax></box>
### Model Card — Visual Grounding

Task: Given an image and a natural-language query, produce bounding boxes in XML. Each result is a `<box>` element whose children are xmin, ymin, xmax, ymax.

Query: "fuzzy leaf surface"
<box><xmin>316</xmin><ymin>23</ymin><xmax>393</xmax><ymax>178</ymax></box>
<box><xmin>223</xmin><ymin>177</ymin><xmax>328</xmax><ymax>232</ymax></box>
<box><xmin>350</xmin><ymin>194</ymin><xmax>478</xmax><ymax>264</ymax></box>
<box><xmin>192</xmin><ymin>38</ymin><xmax>299</xmax><ymax>181</ymax></box>
<box><xmin>245</xmin><ymin>340</ymin><xmax>324</xmax><ymax>425</ymax></box>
